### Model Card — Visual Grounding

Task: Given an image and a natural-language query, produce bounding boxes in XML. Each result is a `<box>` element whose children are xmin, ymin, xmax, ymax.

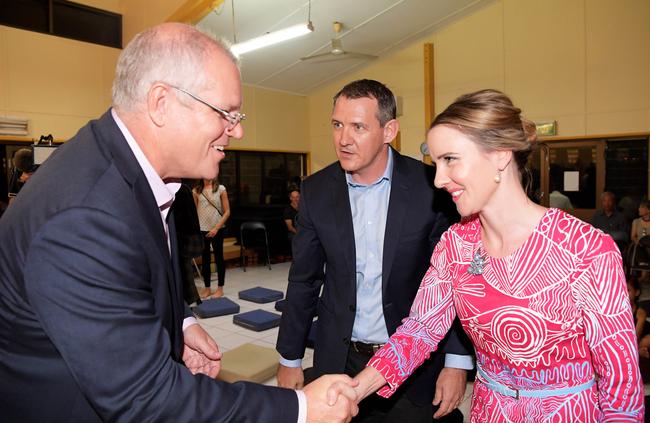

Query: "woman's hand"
<box><xmin>206</xmin><ymin>226</ymin><xmax>219</xmax><ymax>238</ymax></box>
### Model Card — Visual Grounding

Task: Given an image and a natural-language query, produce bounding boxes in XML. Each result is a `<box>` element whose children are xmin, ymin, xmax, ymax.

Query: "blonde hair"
<box><xmin>430</xmin><ymin>89</ymin><xmax>536</xmax><ymax>179</ymax></box>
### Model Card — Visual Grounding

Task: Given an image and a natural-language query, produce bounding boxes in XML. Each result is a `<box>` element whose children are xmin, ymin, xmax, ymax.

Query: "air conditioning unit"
<box><xmin>0</xmin><ymin>116</ymin><xmax>29</xmax><ymax>136</ymax></box>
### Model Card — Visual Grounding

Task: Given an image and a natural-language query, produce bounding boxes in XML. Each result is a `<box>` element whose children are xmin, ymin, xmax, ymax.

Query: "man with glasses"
<box><xmin>0</xmin><ymin>23</ymin><xmax>357</xmax><ymax>422</ymax></box>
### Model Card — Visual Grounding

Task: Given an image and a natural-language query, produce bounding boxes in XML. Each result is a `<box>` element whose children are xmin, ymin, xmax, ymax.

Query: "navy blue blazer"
<box><xmin>277</xmin><ymin>148</ymin><xmax>471</xmax><ymax>406</ymax></box>
<box><xmin>0</xmin><ymin>110</ymin><xmax>298</xmax><ymax>422</ymax></box>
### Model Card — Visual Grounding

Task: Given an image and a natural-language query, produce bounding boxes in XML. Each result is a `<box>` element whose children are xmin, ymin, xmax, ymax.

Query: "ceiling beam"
<box><xmin>167</xmin><ymin>0</ymin><xmax>225</xmax><ymax>24</ymax></box>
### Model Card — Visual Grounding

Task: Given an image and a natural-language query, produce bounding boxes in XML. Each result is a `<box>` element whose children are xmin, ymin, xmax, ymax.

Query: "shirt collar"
<box><xmin>346</xmin><ymin>147</ymin><xmax>393</xmax><ymax>188</ymax></box>
<box><xmin>111</xmin><ymin>109</ymin><xmax>180</xmax><ymax>211</ymax></box>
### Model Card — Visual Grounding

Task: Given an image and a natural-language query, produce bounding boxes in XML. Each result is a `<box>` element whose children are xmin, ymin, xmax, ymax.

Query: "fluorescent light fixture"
<box><xmin>232</xmin><ymin>21</ymin><xmax>314</xmax><ymax>55</ymax></box>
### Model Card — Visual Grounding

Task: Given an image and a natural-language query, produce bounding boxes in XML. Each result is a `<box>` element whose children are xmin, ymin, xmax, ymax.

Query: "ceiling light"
<box><xmin>232</xmin><ymin>21</ymin><xmax>314</xmax><ymax>56</ymax></box>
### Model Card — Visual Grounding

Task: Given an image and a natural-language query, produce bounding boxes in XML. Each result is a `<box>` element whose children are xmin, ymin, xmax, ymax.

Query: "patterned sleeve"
<box><xmin>573</xmin><ymin>233</ymin><xmax>644</xmax><ymax>421</ymax></box>
<box><xmin>367</xmin><ymin>230</ymin><xmax>458</xmax><ymax>397</ymax></box>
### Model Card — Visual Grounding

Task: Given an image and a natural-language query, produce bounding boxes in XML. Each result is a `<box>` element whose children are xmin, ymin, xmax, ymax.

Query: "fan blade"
<box><xmin>300</xmin><ymin>52</ymin><xmax>340</xmax><ymax>61</ymax></box>
<box><xmin>301</xmin><ymin>51</ymin><xmax>377</xmax><ymax>63</ymax></box>
<box><xmin>342</xmin><ymin>51</ymin><xmax>378</xmax><ymax>60</ymax></box>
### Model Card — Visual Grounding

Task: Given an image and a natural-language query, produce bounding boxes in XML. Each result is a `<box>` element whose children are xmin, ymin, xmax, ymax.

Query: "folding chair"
<box><xmin>240</xmin><ymin>221</ymin><xmax>272</xmax><ymax>271</ymax></box>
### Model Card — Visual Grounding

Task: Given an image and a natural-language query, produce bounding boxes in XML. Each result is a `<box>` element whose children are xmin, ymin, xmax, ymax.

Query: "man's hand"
<box><xmin>304</xmin><ymin>375</ymin><xmax>359</xmax><ymax>423</ymax></box>
<box><xmin>182</xmin><ymin>324</ymin><xmax>222</xmax><ymax>378</ymax></box>
<box><xmin>277</xmin><ymin>364</ymin><xmax>305</xmax><ymax>389</ymax></box>
<box><xmin>432</xmin><ymin>367</ymin><xmax>467</xmax><ymax>419</ymax></box>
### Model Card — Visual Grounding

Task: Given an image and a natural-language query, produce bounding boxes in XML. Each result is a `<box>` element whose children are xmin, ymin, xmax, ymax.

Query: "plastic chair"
<box><xmin>629</xmin><ymin>235</ymin><xmax>650</xmax><ymax>275</ymax></box>
<box><xmin>240</xmin><ymin>221</ymin><xmax>272</xmax><ymax>271</ymax></box>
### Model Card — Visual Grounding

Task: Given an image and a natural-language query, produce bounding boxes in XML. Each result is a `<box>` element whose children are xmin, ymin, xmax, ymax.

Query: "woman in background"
<box><xmin>194</xmin><ymin>177</ymin><xmax>230</xmax><ymax>299</ymax></box>
<box><xmin>330</xmin><ymin>89</ymin><xmax>643</xmax><ymax>421</ymax></box>
<box><xmin>630</xmin><ymin>200</ymin><xmax>650</xmax><ymax>244</ymax></box>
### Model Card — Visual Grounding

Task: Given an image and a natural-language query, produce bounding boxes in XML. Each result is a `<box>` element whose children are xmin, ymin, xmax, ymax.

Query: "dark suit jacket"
<box><xmin>277</xmin><ymin>148</ymin><xmax>470</xmax><ymax>406</ymax></box>
<box><xmin>0</xmin><ymin>110</ymin><xmax>297</xmax><ymax>422</ymax></box>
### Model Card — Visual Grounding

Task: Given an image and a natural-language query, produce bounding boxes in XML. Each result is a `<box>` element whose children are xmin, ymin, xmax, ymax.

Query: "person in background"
<box><xmin>548</xmin><ymin>165</ymin><xmax>573</xmax><ymax>211</ymax></box>
<box><xmin>591</xmin><ymin>191</ymin><xmax>629</xmax><ymax>249</ymax></box>
<box><xmin>631</xmin><ymin>200</ymin><xmax>650</xmax><ymax>245</ymax></box>
<box><xmin>194</xmin><ymin>177</ymin><xmax>229</xmax><ymax>299</ymax></box>
<box><xmin>330</xmin><ymin>89</ymin><xmax>644</xmax><ymax>421</ymax></box>
<box><xmin>0</xmin><ymin>22</ymin><xmax>358</xmax><ymax>422</ymax></box>
<box><xmin>627</xmin><ymin>276</ymin><xmax>650</xmax><ymax>358</ymax></box>
<box><xmin>8</xmin><ymin>147</ymin><xmax>38</xmax><ymax>203</ymax></box>
<box><xmin>172</xmin><ymin>179</ymin><xmax>203</xmax><ymax>305</ymax></box>
<box><xmin>276</xmin><ymin>79</ymin><xmax>472</xmax><ymax>423</ymax></box>
<box><xmin>284</xmin><ymin>187</ymin><xmax>300</xmax><ymax>242</ymax></box>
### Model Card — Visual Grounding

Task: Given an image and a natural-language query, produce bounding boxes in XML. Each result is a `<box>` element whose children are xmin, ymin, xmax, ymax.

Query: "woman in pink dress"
<box><xmin>330</xmin><ymin>89</ymin><xmax>644</xmax><ymax>421</ymax></box>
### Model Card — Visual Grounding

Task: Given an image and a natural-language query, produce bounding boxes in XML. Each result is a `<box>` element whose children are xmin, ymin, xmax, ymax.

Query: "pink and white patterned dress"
<box><xmin>368</xmin><ymin>208</ymin><xmax>644</xmax><ymax>422</ymax></box>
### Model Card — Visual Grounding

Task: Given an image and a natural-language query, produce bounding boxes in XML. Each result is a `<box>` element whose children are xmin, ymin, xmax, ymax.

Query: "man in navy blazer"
<box><xmin>276</xmin><ymin>80</ymin><xmax>472</xmax><ymax>422</ymax></box>
<box><xmin>0</xmin><ymin>23</ymin><xmax>357</xmax><ymax>422</ymax></box>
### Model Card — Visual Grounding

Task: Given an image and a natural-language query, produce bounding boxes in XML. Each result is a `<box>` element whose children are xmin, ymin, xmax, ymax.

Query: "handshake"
<box><xmin>303</xmin><ymin>374</ymin><xmax>363</xmax><ymax>423</ymax></box>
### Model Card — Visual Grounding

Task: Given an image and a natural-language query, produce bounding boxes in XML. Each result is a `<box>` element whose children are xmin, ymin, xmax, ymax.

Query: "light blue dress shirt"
<box><xmin>281</xmin><ymin>148</ymin><xmax>472</xmax><ymax>370</ymax></box>
<box><xmin>346</xmin><ymin>149</ymin><xmax>392</xmax><ymax>344</ymax></box>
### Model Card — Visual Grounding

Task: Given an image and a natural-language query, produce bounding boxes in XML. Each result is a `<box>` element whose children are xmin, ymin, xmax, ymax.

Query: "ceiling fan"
<box><xmin>300</xmin><ymin>21</ymin><xmax>377</xmax><ymax>63</ymax></box>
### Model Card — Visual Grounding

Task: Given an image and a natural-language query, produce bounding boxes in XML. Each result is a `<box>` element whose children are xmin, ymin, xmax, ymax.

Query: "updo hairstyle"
<box><xmin>430</xmin><ymin>89</ymin><xmax>537</xmax><ymax>182</ymax></box>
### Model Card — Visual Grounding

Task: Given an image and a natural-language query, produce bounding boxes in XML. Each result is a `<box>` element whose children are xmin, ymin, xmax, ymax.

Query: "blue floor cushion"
<box><xmin>233</xmin><ymin>309</ymin><xmax>282</xmax><ymax>331</ymax></box>
<box><xmin>192</xmin><ymin>297</ymin><xmax>240</xmax><ymax>318</ymax></box>
<box><xmin>238</xmin><ymin>286</ymin><xmax>284</xmax><ymax>303</ymax></box>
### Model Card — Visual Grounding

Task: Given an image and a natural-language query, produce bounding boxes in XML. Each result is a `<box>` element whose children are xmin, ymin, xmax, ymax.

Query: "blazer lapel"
<box><xmin>331</xmin><ymin>165</ymin><xmax>357</xmax><ymax>278</ymax></box>
<box><xmin>95</xmin><ymin>110</ymin><xmax>182</xmax><ymax>351</ymax></box>
<box><xmin>167</xmin><ymin>210</ymin><xmax>185</xmax><ymax>358</ymax></box>
<box><xmin>382</xmin><ymin>150</ymin><xmax>410</xmax><ymax>296</ymax></box>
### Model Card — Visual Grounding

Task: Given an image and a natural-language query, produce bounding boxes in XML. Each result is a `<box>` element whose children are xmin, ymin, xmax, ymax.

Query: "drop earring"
<box><xmin>494</xmin><ymin>171</ymin><xmax>501</xmax><ymax>183</ymax></box>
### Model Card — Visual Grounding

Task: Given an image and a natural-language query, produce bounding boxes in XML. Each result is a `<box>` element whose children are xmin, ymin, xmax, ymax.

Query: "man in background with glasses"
<box><xmin>0</xmin><ymin>23</ymin><xmax>357</xmax><ymax>423</ymax></box>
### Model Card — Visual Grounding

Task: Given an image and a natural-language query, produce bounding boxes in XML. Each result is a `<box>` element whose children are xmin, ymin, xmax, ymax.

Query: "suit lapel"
<box><xmin>382</xmin><ymin>150</ymin><xmax>410</xmax><ymax>296</ymax></box>
<box><xmin>95</xmin><ymin>111</ymin><xmax>182</xmax><ymax>354</ymax></box>
<box><xmin>330</xmin><ymin>165</ymin><xmax>357</xmax><ymax>278</ymax></box>
<box><xmin>167</xmin><ymin>210</ymin><xmax>185</xmax><ymax>358</ymax></box>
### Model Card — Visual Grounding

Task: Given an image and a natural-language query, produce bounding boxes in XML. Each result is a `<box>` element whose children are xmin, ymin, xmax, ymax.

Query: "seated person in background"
<box><xmin>591</xmin><ymin>191</ymin><xmax>629</xmax><ymax>247</ymax></box>
<box><xmin>549</xmin><ymin>190</ymin><xmax>573</xmax><ymax>211</ymax></box>
<box><xmin>548</xmin><ymin>165</ymin><xmax>573</xmax><ymax>211</ymax></box>
<box><xmin>283</xmin><ymin>188</ymin><xmax>300</xmax><ymax>242</ymax></box>
<box><xmin>628</xmin><ymin>276</ymin><xmax>650</xmax><ymax>359</ymax></box>
<box><xmin>8</xmin><ymin>148</ymin><xmax>38</xmax><ymax>203</ymax></box>
<box><xmin>631</xmin><ymin>200</ymin><xmax>650</xmax><ymax>244</ymax></box>
<box><xmin>629</xmin><ymin>200</ymin><xmax>650</xmax><ymax>281</ymax></box>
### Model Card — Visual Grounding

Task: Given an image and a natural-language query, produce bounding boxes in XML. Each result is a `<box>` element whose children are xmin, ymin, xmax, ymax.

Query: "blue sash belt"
<box><xmin>476</xmin><ymin>364</ymin><xmax>595</xmax><ymax>400</ymax></box>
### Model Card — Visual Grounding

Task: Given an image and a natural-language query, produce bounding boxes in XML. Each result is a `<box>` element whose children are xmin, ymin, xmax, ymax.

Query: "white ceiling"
<box><xmin>198</xmin><ymin>0</ymin><xmax>493</xmax><ymax>95</ymax></box>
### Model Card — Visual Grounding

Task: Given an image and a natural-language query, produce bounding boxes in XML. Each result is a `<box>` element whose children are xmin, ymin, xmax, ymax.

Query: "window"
<box><xmin>529</xmin><ymin>135</ymin><xmax>649</xmax><ymax>222</ymax></box>
<box><xmin>220</xmin><ymin>150</ymin><xmax>307</xmax><ymax>208</ymax></box>
<box><xmin>0</xmin><ymin>0</ymin><xmax>122</xmax><ymax>48</ymax></box>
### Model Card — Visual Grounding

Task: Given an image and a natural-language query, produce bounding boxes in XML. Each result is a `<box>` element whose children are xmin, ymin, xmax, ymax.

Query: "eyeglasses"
<box><xmin>169</xmin><ymin>85</ymin><xmax>246</xmax><ymax>129</ymax></box>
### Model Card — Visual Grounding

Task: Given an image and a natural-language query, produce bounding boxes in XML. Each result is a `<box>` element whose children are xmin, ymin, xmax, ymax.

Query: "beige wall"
<box><xmin>0</xmin><ymin>0</ymin><xmax>309</xmax><ymax>151</ymax></box>
<box><xmin>239</xmin><ymin>85</ymin><xmax>309</xmax><ymax>153</ymax></box>
<box><xmin>120</xmin><ymin>0</ymin><xmax>185</xmax><ymax>44</ymax></box>
<box><xmin>0</xmin><ymin>26</ymin><xmax>120</xmax><ymax>140</ymax></box>
<box><xmin>306</xmin><ymin>0</ymin><xmax>650</xmax><ymax>172</ymax></box>
<box><xmin>3</xmin><ymin>0</ymin><xmax>648</xmax><ymax>157</ymax></box>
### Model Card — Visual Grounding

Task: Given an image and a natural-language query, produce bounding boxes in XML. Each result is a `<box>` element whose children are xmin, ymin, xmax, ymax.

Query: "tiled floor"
<box><xmin>194</xmin><ymin>261</ymin><xmax>472</xmax><ymax>421</ymax></box>
<box><xmin>194</xmin><ymin>262</ymin><xmax>314</xmax><ymax>388</ymax></box>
